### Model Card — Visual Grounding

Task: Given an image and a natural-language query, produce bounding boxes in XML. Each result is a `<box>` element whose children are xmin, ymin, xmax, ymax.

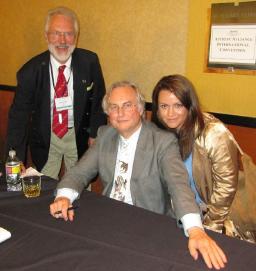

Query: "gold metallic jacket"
<box><xmin>193</xmin><ymin>113</ymin><xmax>255</xmax><ymax>243</ymax></box>
<box><xmin>193</xmin><ymin>113</ymin><xmax>246</xmax><ymax>236</ymax></box>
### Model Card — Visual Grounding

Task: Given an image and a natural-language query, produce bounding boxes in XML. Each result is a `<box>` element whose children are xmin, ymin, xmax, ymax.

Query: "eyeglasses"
<box><xmin>47</xmin><ymin>31</ymin><xmax>75</xmax><ymax>39</ymax></box>
<box><xmin>108</xmin><ymin>102</ymin><xmax>137</xmax><ymax>114</ymax></box>
<box><xmin>158</xmin><ymin>103</ymin><xmax>184</xmax><ymax>112</ymax></box>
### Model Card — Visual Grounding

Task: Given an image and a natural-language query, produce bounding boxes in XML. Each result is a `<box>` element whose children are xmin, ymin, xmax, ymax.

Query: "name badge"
<box><xmin>55</xmin><ymin>96</ymin><xmax>72</xmax><ymax>111</ymax></box>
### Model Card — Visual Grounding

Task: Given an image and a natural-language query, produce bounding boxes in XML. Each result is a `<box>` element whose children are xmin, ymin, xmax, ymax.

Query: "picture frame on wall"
<box><xmin>206</xmin><ymin>1</ymin><xmax>256</xmax><ymax>73</ymax></box>
<box><xmin>208</xmin><ymin>24</ymin><xmax>256</xmax><ymax>70</ymax></box>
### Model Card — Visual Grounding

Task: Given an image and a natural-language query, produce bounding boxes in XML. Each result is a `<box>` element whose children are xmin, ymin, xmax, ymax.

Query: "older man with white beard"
<box><xmin>6</xmin><ymin>7</ymin><xmax>106</xmax><ymax>179</ymax></box>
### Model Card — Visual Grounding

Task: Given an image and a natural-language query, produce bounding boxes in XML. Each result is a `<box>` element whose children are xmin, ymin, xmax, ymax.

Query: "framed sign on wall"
<box><xmin>206</xmin><ymin>1</ymin><xmax>256</xmax><ymax>74</ymax></box>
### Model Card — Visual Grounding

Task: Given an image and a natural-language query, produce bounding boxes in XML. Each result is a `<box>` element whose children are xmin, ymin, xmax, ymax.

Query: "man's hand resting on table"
<box><xmin>188</xmin><ymin>227</ymin><xmax>227</xmax><ymax>270</ymax></box>
<box><xmin>50</xmin><ymin>197</ymin><xmax>74</xmax><ymax>221</ymax></box>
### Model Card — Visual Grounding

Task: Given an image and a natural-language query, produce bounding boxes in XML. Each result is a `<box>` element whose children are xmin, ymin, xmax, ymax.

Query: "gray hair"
<box><xmin>45</xmin><ymin>6</ymin><xmax>79</xmax><ymax>34</ymax></box>
<box><xmin>102</xmin><ymin>81</ymin><xmax>145</xmax><ymax>115</ymax></box>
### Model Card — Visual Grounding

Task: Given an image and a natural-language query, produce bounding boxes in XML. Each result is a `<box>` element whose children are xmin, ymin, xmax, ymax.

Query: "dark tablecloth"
<box><xmin>0</xmin><ymin>179</ymin><xmax>255</xmax><ymax>271</ymax></box>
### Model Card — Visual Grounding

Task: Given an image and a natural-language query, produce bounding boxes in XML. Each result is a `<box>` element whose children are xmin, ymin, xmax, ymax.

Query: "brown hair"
<box><xmin>152</xmin><ymin>74</ymin><xmax>205</xmax><ymax>160</ymax></box>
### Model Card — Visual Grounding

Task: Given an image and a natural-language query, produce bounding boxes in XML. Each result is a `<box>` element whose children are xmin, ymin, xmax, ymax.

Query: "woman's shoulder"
<box><xmin>198</xmin><ymin>113</ymin><xmax>236</xmax><ymax>150</ymax></box>
<box><xmin>202</xmin><ymin>112</ymin><xmax>228</xmax><ymax>135</ymax></box>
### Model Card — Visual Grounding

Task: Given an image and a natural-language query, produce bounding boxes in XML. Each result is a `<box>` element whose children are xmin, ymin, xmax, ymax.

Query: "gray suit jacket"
<box><xmin>58</xmin><ymin>121</ymin><xmax>200</xmax><ymax>220</ymax></box>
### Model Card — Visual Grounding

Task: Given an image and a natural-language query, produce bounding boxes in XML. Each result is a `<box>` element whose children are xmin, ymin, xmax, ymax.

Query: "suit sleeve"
<box><xmin>6</xmin><ymin>67</ymin><xmax>35</xmax><ymax>162</ymax></box>
<box><xmin>159</xmin><ymin>135</ymin><xmax>200</xmax><ymax>220</ymax></box>
<box><xmin>89</xmin><ymin>54</ymin><xmax>107</xmax><ymax>138</ymax></box>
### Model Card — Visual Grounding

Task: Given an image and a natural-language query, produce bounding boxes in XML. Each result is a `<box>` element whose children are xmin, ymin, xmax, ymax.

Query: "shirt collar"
<box><xmin>119</xmin><ymin>124</ymin><xmax>142</xmax><ymax>145</ymax></box>
<box><xmin>50</xmin><ymin>55</ymin><xmax>72</xmax><ymax>70</ymax></box>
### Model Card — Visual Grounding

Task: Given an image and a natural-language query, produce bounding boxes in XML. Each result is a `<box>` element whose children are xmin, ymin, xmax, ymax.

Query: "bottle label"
<box><xmin>6</xmin><ymin>165</ymin><xmax>21</xmax><ymax>174</ymax></box>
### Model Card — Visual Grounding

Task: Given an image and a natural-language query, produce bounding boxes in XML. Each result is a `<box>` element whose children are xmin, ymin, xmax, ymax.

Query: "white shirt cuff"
<box><xmin>56</xmin><ymin>188</ymin><xmax>79</xmax><ymax>204</ymax></box>
<box><xmin>180</xmin><ymin>213</ymin><xmax>204</xmax><ymax>237</ymax></box>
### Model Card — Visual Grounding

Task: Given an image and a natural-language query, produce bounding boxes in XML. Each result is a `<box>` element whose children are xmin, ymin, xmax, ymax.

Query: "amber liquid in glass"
<box><xmin>23</xmin><ymin>183</ymin><xmax>40</xmax><ymax>197</ymax></box>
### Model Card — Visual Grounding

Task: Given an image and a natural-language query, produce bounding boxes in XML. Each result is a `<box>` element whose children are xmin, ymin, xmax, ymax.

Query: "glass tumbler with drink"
<box><xmin>22</xmin><ymin>175</ymin><xmax>41</xmax><ymax>198</ymax></box>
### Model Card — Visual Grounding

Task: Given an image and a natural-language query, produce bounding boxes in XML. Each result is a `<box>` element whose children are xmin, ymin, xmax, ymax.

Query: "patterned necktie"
<box><xmin>112</xmin><ymin>139</ymin><xmax>129</xmax><ymax>201</ymax></box>
<box><xmin>52</xmin><ymin>65</ymin><xmax>68</xmax><ymax>138</ymax></box>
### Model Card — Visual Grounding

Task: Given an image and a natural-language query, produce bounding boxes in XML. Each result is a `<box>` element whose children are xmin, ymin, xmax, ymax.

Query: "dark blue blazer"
<box><xmin>7</xmin><ymin>48</ymin><xmax>106</xmax><ymax>170</ymax></box>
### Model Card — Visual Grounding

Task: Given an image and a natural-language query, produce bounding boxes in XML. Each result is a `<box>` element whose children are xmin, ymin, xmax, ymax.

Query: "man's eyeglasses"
<box><xmin>108</xmin><ymin>102</ymin><xmax>137</xmax><ymax>114</ymax></box>
<box><xmin>158</xmin><ymin>103</ymin><xmax>184</xmax><ymax>112</ymax></box>
<box><xmin>47</xmin><ymin>31</ymin><xmax>75</xmax><ymax>39</ymax></box>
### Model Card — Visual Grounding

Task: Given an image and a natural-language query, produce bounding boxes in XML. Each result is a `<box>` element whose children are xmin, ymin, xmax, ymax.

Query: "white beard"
<box><xmin>48</xmin><ymin>43</ymin><xmax>75</xmax><ymax>63</ymax></box>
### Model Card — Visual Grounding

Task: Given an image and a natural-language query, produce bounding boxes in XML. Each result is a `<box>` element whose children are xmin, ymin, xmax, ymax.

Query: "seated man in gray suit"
<box><xmin>50</xmin><ymin>81</ymin><xmax>227</xmax><ymax>270</ymax></box>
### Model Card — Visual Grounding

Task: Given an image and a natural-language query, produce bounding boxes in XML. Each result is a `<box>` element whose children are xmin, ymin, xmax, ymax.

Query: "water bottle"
<box><xmin>5</xmin><ymin>150</ymin><xmax>22</xmax><ymax>191</ymax></box>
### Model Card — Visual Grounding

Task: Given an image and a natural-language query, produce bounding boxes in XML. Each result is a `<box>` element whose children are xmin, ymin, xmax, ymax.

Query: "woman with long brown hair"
<box><xmin>152</xmin><ymin>74</ymin><xmax>255</xmax><ymax>243</ymax></box>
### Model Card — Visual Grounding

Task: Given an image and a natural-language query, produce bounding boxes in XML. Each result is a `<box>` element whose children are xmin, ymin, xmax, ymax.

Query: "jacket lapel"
<box><xmin>131</xmin><ymin>122</ymin><xmax>149</xmax><ymax>181</ymax></box>
<box><xmin>71</xmin><ymin>50</ymin><xmax>88</xmax><ymax>132</ymax></box>
<box><xmin>192</xmin><ymin>144</ymin><xmax>213</xmax><ymax>202</ymax></box>
<box><xmin>102</xmin><ymin>130</ymin><xmax>119</xmax><ymax>195</ymax></box>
